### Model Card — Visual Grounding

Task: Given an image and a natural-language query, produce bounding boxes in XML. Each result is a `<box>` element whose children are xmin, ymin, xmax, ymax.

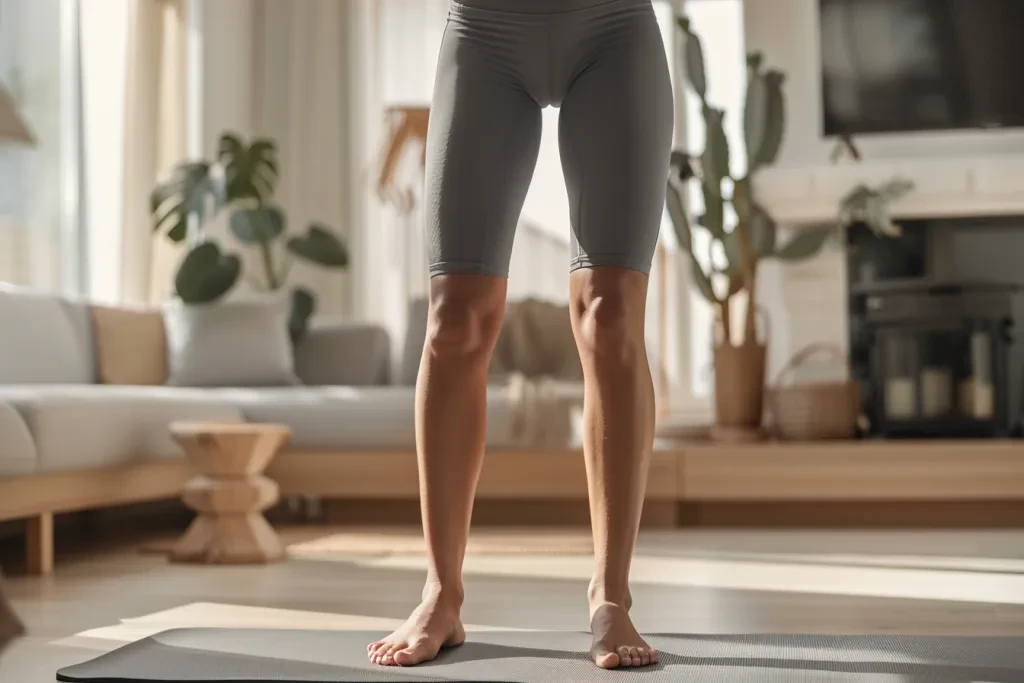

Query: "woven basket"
<box><xmin>768</xmin><ymin>343</ymin><xmax>860</xmax><ymax>441</ymax></box>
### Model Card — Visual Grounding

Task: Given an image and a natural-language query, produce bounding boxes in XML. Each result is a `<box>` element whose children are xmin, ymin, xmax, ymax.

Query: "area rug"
<box><xmin>56</xmin><ymin>628</ymin><xmax>1024</xmax><ymax>682</ymax></box>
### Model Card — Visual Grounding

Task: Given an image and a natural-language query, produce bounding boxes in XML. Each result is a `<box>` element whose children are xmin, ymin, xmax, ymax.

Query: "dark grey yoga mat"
<box><xmin>56</xmin><ymin>628</ymin><xmax>1024</xmax><ymax>683</ymax></box>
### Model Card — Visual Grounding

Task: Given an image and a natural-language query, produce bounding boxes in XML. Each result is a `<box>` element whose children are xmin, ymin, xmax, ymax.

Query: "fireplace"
<box><xmin>846</xmin><ymin>217</ymin><xmax>1024</xmax><ymax>438</ymax></box>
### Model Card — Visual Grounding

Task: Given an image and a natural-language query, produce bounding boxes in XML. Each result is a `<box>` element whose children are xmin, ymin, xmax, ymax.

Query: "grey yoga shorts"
<box><xmin>424</xmin><ymin>0</ymin><xmax>675</xmax><ymax>278</ymax></box>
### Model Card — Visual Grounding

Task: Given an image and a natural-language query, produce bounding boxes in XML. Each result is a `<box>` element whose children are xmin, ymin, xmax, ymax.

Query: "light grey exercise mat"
<box><xmin>56</xmin><ymin>628</ymin><xmax>1024</xmax><ymax>682</ymax></box>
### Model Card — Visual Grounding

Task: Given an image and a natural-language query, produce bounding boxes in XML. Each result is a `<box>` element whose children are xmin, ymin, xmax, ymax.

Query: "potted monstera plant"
<box><xmin>666</xmin><ymin>18</ymin><xmax>835</xmax><ymax>440</ymax></box>
<box><xmin>150</xmin><ymin>132</ymin><xmax>349</xmax><ymax>341</ymax></box>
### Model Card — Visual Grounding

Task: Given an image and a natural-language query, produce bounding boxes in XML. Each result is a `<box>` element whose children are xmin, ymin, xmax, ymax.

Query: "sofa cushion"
<box><xmin>0</xmin><ymin>386</ymin><xmax>243</xmax><ymax>472</ymax></box>
<box><xmin>399</xmin><ymin>298</ymin><xmax>429</xmax><ymax>386</ymax></box>
<box><xmin>0</xmin><ymin>285</ymin><xmax>96</xmax><ymax>384</ymax></box>
<box><xmin>0</xmin><ymin>402</ymin><xmax>36</xmax><ymax>476</ymax></box>
<box><xmin>163</xmin><ymin>295</ymin><xmax>300</xmax><ymax>387</ymax></box>
<box><xmin>90</xmin><ymin>305</ymin><xmax>168</xmax><ymax>385</ymax></box>
<box><xmin>294</xmin><ymin>320</ymin><xmax>391</xmax><ymax>387</ymax></box>
<box><xmin>217</xmin><ymin>386</ymin><xmax>525</xmax><ymax>450</ymax></box>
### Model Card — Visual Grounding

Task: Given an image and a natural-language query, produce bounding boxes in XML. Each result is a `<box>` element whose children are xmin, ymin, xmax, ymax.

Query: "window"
<box><xmin>0</xmin><ymin>0</ymin><xmax>83</xmax><ymax>292</ymax></box>
<box><xmin>79</xmin><ymin>0</ymin><xmax>130</xmax><ymax>303</ymax></box>
<box><xmin>681</xmin><ymin>0</ymin><xmax>746</xmax><ymax>401</ymax></box>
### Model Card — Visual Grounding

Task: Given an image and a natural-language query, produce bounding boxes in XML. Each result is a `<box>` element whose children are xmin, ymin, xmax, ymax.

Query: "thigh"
<box><xmin>557</xmin><ymin>10</ymin><xmax>674</xmax><ymax>274</ymax></box>
<box><xmin>425</xmin><ymin>19</ymin><xmax>543</xmax><ymax>278</ymax></box>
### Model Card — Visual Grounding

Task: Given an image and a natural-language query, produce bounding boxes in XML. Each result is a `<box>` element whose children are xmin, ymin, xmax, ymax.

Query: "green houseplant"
<box><xmin>841</xmin><ymin>178</ymin><xmax>916</xmax><ymax>281</ymax></box>
<box><xmin>838</xmin><ymin>178</ymin><xmax>914</xmax><ymax>237</ymax></box>
<box><xmin>665</xmin><ymin>17</ymin><xmax>834</xmax><ymax>437</ymax></box>
<box><xmin>150</xmin><ymin>132</ymin><xmax>349</xmax><ymax>341</ymax></box>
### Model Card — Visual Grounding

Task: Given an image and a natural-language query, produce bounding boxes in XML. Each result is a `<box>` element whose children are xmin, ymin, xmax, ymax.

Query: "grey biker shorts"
<box><xmin>424</xmin><ymin>0</ymin><xmax>675</xmax><ymax>277</ymax></box>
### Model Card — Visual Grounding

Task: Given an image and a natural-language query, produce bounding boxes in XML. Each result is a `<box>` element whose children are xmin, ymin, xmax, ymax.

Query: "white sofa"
<box><xmin>0</xmin><ymin>287</ymin><xmax>584</xmax><ymax>572</ymax></box>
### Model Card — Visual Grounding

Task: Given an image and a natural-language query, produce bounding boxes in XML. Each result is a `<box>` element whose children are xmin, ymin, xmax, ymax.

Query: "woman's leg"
<box><xmin>569</xmin><ymin>267</ymin><xmax>657</xmax><ymax>669</ymax></box>
<box><xmin>368</xmin><ymin>274</ymin><xmax>507</xmax><ymax>666</ymax></box>
<box><xmin>368</xmin><ymin>3</ymin><xmax>542</xmax><ymax>668</ymax></box>
<box><xmin>557</xmin><ymin>1</ymin><xmax>674</xmax><ymax>670</ymax></box>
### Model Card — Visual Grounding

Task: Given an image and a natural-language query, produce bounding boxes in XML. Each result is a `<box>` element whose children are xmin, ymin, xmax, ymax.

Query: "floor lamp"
<box><xmin>0</xmin><ymin>81</ymin><xmax>33</xmax><ymax>653</ymax></box>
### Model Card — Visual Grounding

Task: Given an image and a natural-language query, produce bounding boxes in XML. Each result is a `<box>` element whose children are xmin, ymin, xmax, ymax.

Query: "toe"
<box><xmin>649</xmin><ymin>648</ymin><xmax>659</xmax><ymax>664</ymax></box>
<box><xmin>367</xmin><ymin>640</ymin><xmax>384</xmax><ymax>656</ymax></box>
<box><xmin>383</xmin><ymin>643</ymin><xmax>405</xmax><ymax>666</ymax></box>
<box><xmin>637</xmin><ymin>647</ymin><xmax>650</xmax><ymax>666</ymax></box>
<box><xmin>394</xmin><ymin>638</ymin><xmax>438</xmax><ymax>667</ymax></box>
<box><xmin>628</xmin><ymin>646</ymin><xmax>641</xmax><ymax>666</ymax></box>
<box><xmin>592</xmin><ymin>646</ymin><xmax>620</xmax><ymax>670</ymax></box>
<box><xmin>370</xmin><ymin>641</ymin><xmax>395</xmax><ymax>665</ymax></box>
<box><xmin>617</xmin><ymin>646</ymin><xmax>632</xmax><ymax>667</ymax></box>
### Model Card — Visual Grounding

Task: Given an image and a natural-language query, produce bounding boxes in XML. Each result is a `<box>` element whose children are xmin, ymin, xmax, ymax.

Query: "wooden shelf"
<box><xmin>676</xmin><ymin>440</ymin><xmax>1024</xmax><ymax>502</ymax></box>
<box><xmin>268</xmin><ymin>440</ymin><xmax>1024</xmax><ymax>503</ymax></box>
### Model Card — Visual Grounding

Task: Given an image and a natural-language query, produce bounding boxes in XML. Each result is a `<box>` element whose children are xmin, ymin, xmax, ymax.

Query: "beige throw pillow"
<box><xmin>89</xmin><ymin>305</ymin><xmax>168</xmax><ymax>385</ymax></box>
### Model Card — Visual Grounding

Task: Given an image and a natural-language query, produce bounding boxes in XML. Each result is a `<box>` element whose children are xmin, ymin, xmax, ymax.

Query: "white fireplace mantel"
<box><xmin>753</xmin><ymin>156</ymin><xmax>1024</xmax><ymax>226</ymax></box>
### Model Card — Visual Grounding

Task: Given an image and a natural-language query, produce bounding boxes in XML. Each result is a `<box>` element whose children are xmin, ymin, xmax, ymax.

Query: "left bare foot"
<box><xmin>588</xmin><ymin>602</ymin><xmax>658</xmax><ymax>669</ymax></box>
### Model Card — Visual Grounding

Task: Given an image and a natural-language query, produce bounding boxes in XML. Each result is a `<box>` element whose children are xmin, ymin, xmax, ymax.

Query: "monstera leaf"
<box><xmin>289</xmin><ymin>286</ymin><xmax>316</xmax><ymax>343</ymax></box>
<box><xmin>229</xmin><ymin>206</ymin><xmax>285</xmax><ymax>244</ymax></box>
<box><xmin>218</xmin><ymin>133</ymin><xmax>279</xmax><ymax>204</ymax></box>
<box><xmin>174</xmin><ymin>241</ymin><xmax>241</xmax><ymax>303</ymax></box>
<box><xmin>287</xmin><ymin>224</ymin><xmax>349</xmax><ymax>268</ymax></box>
<box><xmin>150</xmin><ymin>162</ymin><xmax>221</xmax><ymax>242</ymax></box>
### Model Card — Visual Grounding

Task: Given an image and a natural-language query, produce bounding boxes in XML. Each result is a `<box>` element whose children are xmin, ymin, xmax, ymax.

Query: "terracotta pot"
<box><xmin>713</xmin><ymin>340</ymin><xmax>767</xmax><ymax>437</ymax></box>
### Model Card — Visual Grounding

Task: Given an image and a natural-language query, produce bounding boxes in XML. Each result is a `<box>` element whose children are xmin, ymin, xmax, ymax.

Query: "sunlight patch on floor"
<box><xmin>54</xmin><ymin>602</ymin><xmax>530</xmax><ymax>653</ymax></box>
<box><xmin>344</xmin><ymin>553</ymin><xmax>1024</xmax><ymax>606</ymax></box>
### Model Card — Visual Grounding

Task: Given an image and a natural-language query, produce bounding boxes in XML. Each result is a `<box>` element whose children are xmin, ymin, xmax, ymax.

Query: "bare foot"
<box><xmin>589</xmin><ymin>602</ymin><xmax>658</xmax><ymax>669</ymax></box>
<box><xmin>367</xmin><ymin>593</ymin><xmax>465</xmax><ymax>667</ymax></box>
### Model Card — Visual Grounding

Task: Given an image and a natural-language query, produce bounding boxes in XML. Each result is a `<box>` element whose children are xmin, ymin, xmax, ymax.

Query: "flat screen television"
<box><xmin>820</xmin><ymin>0</ymin><xmax>1024</xmax><ymax>136</ymax></box>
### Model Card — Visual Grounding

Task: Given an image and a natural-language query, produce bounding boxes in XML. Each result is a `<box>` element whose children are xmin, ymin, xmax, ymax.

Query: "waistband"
<box><xmin>452</xmin><ymin>0</ymin><xmax>643</xmax><ymax>14</ymax></box>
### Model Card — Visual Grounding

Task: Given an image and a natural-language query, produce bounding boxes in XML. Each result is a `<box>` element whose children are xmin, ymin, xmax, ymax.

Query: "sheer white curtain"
<box><xmin>0</xmin><ymin>0</ymin><xmax>80</xmax><ymax>292</ymax></box>
<box><xmin>81</xmin><ymin>0</ymin><xmax>189</xmax><ymax>305</ymax></box>
<box><xmin>238</xmin><ymin>0</ymin><xmax>357</xmax><ymax>317</ymax></box>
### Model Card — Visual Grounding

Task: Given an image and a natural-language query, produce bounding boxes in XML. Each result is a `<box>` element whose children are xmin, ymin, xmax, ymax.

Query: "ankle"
<box><xmin>422</xmin><ymin>579</ymin><xmax>464</xmax><ymax>611</ymax></box>
<box><xmin>587</xmin><ymin>580</ymin><xmax>631</xmax><ymax>613</ymax></box>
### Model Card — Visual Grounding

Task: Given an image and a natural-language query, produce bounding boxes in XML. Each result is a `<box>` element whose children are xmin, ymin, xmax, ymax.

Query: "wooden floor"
<box><xmin>3</xmin><ymin>526</ymin><xmax>1024</xmax><ymax>681</ymax></box>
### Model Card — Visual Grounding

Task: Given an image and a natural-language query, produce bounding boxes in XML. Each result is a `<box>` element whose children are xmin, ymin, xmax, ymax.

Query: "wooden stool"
<box><xmin>169</xmin><ymin>421</ymin><xmax>291</xmax><ymax>565</ymax></box>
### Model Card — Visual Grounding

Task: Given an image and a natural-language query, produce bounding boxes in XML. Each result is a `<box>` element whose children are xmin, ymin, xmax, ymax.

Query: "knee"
<box><xmin>573</xmin><ymin>287</ymin><xmax>641</xmax><ymax>361</ymax></box>
<box><xmin>426</xmin><ymin>293</ymin><xmax>503</xmax><ymax>359</ymax></box>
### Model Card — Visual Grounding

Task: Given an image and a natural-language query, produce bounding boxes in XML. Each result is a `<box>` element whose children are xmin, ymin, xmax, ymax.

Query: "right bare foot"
<box><xmin>367</xmin><ymin>593</ymin><xmax>465</xmax><ymax>666</ymax></box>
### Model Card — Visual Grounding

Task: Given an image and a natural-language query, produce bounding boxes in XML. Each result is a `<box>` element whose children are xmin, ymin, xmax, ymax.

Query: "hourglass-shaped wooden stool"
<box><xmin>169</xmin><ymin>421</ymin><xmax>291</xmax><ymax>565</ymax></box>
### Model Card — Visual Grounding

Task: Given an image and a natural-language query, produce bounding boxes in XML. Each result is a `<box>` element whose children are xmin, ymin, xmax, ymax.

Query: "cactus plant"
<box><xmin>666</xmin><ymin>17</ymin><xmax>833</xmax><ymax>346</ymax></box>
<box><xmin>151</xmin><ymin>132</ymin><xmax>349</xmax><ymax>342</ymax></box>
